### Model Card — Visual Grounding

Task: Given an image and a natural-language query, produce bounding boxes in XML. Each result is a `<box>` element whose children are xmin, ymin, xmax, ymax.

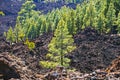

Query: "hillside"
<box><xmin>0</xmin><ymin>0</ymin><xmax>120</xmax><ymax>80</ymax></box>
<box><xmin>0</xmin><ymin>28</ymin><xmax>120</xmax><ymax>79</ymax></box>
<box><xmin>0</xmin><ymin>0</ymin><xmax>76</xmax><ymax>35</ymax></box>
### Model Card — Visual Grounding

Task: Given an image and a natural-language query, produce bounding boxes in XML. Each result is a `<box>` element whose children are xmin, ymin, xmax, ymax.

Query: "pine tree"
<box><xmin>53</xmin><ymin>9</ymin><xmax>60</xmax><ymax>31</ymax></box>
<box><xmin>68</xmin><ymin>9</ymin><xmax>77</xmax><ymax>34</ymax></box>
<box><xmin>106</xmin><ymin>2</ymin><xmax>116</xmax><ymax>33</ymax></box>
<box><xmin>76</xmin><ymin>5</ymin><xmax>82</xmax><ymax>31</ymax></box>
<box><xmin>40</xmin><ymin>19</ymin><xmax>76</xmax><ymax>68</ymax></box>
<box><xmin>96</xmin><ymin>13</ymin><xmax>106</xmax><ymax>33</ymax></box>
<box><xmin>17</xmin><ymin>0</ymin><xmax>36</xmax><ymax>25</ymax></box>
<box><xmin>83</xmin><ymin>0</ymin><xmax>97</xmax><ymax>28</ymax></box>
<box><xmin>95</xmin><ymin>0</ymin><xmax>106</xmax><ymax>33</ymax></box>
<box><xmin>5</xmin><ymin>27</ymin><xmax>15</xmax><ymax>45</ymax></box>
<box><xmin>77</xmin><ymin>2</ymin><xmax>88</xmax><ymax>30</ymax></box>
<box><xmin>113</xmin><ymin>0</ymin><xmax>120</xmax><ymax>16</ymax></box>
<box><xmin>117</xmin><ymin>12</ymin><xmax>120</xmax><ymax>33</ymax></box>
<box><xmin>14</xmin><ymin>23</ymin><xmax>25</xmax><ymax>42</ymax></box>
<box><xmin>40</xmin><ymin>19</ymin><xmax>47</xmax><ymax>34</ymax></box>
<box><xmin>36</xmin><ymin>16</ymin><xmax>42</xmax><ymax>36</ymax></box>
<box><xmin>25</xmin><ymin>16</ymin><xmax>38</xmax><ymax>39</ymax></box>
<box><xmin>15</xmin><ymin>0</ymin><xmax>40</xmax><ymax>39</ymax></box>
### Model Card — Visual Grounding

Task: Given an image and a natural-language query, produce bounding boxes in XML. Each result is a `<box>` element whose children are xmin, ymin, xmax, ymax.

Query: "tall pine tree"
<box><xmin>40</xmin><ymin>19</ymin><xmax>76</xmax><ymax>68</ymax></box>
<box><xmin>15</xmin><ymin>0</ymin><xmax>40</xmax><ymax>39</ymax></box>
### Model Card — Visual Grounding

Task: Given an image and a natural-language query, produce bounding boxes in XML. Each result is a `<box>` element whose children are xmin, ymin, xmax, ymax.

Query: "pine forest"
<box><xmin>0</xmin><ymin>0</ymin><xmax>120</xmax><ymax>79</ymax></box>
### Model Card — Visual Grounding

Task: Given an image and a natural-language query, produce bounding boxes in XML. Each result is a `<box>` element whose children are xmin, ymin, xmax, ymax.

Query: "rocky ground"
<box><xmin>0</xmin><ymin>0</ymin><xmax>120</xmax><ymax>80</ymax></box>
<box><xmin>69</xmin><ymin>28</ymin><xmax>120</xmax><ymax>73</ymax></box>
<box><xmin>0</xmin><ymin>28</ymin><xmax>120</xmax><ymax>80</ymax></box>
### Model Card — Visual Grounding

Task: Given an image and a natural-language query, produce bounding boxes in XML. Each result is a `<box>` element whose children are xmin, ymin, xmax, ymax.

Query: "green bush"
<box><xmin>24</xmin><ymin>39</ymin><xmax>35</xmax><ymax>50</ymax></box>
<box><xmin>0</xmin><ymin>11</ymin><xmax>5</xmax><ymax>16</ymax></box>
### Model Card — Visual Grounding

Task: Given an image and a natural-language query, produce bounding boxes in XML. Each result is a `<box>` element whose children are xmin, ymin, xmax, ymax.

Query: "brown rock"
<box><xmin>0</xmin><ymin>52</ymin><xmax>41</xmax><ymax>80</ymax></box>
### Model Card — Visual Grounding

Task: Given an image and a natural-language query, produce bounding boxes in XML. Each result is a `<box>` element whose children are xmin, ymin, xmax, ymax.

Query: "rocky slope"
<box><xmin>0</xmin><ymin>52</ymin><xmax>40</xmax><ymax>80</ymax></box>
<box><xmin>0</xmin><ymin>1</ymin><xmax>120</xmax><ymax>79</ymax></box>
<box><xmin>69</xmin><ymin>28</ymin><xmax>120</xmax><ymax>73</ymax></box>
<box><xmin>0</xmin><ymin>28</ymin><xmax>120</xmax><ymax>79</ymax></box>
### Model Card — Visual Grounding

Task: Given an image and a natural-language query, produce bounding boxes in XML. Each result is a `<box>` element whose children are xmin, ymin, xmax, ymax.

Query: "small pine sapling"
<box><xmin>24</xmin><ymin>39</ymin><xmax>35</xmax><ymax>50</ymax></box>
